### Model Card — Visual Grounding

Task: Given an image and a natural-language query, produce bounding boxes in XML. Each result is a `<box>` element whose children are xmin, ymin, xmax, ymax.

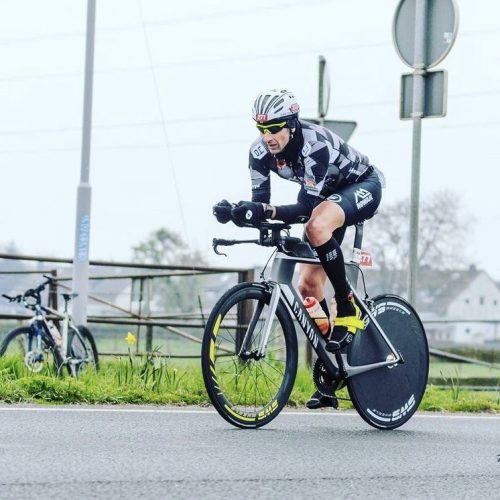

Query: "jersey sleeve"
<box><xmin>249</xmin><ymin>140</ymin><xmax>271</xmax><ymax>204</ymax></box>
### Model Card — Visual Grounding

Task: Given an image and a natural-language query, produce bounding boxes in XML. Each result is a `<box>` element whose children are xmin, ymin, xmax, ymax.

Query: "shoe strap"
<box><xmin>334</xmin><ymin>316</ymin><xmax>365</xmax><ymax>332</ymax></box>
<box><xmin>334</xmin><ymin>302</ymin><xmax>365</xmax><ymax>333</ymax></box>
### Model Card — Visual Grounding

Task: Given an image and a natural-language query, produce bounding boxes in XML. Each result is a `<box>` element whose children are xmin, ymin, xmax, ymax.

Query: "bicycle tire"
<box><xmin>201</xmin><ymin>282</ymin><xmax>298</xmax><ymax>429</ymax></box>
<box><xmin>67</xmin><ymin>325</ymin><xmax>99</xmax><ymax>375</ymax></box>
<box><xmin>347</xmin><ymin>294</ymin><xmax>429</xmax><ymax>430</ymax></box>
<box><xmin>0</xmin><ymin>326</ymin><xmax>64</xmax><ymax>375</ymax></box>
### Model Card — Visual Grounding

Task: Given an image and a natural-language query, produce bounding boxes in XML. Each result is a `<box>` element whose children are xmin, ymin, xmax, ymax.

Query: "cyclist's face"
<box><xmin>261</xmin><ymin>127</ymin><xmax>292</xmax><ymax>154</ymax></box>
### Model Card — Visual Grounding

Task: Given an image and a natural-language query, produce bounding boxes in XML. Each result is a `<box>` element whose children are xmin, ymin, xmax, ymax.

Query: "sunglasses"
<box><xmin>255</xmin><ymin>121</ymin><xmax>287</xmax><ymax>135</ymax></box>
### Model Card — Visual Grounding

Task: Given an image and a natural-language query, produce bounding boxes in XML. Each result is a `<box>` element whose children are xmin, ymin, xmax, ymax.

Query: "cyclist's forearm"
<box><xmin>270</xmin><ymin>189</ymin><xmax>317</xmax><ymax>223</ymax></box>
<box><xmin>252</xmin><ymin>189</ymin><xmax>270</xmax><ymax>203</ymax></box>
<box><xmin>273</xmin><ymin>203</ymin><xmax>309</xmax><ymax>223</ymax></box>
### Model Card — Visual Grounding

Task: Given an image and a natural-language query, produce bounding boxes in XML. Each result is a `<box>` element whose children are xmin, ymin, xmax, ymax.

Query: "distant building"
<box><xmin>423</xmin><ymin>266</ymin><xmax>500</xmax><ymax>346</ymax></box>
<box><xmin>362</xmin><ymin>265</ymin><xmax>500</xmax><ymax>346</ymax></box>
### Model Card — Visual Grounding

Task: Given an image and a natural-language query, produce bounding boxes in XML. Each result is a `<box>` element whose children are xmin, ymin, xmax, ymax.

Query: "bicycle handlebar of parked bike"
<box><xmin>2</xmin><ymin>276</ymin><xmax>55</xmax><ymax>309</ymax></box>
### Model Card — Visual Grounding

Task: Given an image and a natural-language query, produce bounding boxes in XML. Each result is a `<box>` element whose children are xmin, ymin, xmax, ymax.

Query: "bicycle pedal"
<box><xmin>325</xmin><ymin>332</ymin><xmax>353</xmax><ymax>352</ymax></box>
<box><xmin>325</xmin><ymin>340</ymin><xmax>341</xmax><ymax>352</ymax></box>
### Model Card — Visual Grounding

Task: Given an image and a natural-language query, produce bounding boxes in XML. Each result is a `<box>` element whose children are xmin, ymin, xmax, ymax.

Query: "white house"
<box><xmin>421</xmin><ymin>267</ymin><xmax>500</xmax><ymax>346</ymax></box>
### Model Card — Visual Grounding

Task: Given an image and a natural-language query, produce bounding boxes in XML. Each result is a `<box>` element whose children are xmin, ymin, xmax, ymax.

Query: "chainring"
<box><xmin>312</xmin><ymin>358</ymin><xmax>346</xmax><ymax>396</ymax></box>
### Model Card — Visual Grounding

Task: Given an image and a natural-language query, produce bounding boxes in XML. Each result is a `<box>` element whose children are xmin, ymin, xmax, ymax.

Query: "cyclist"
<box><xmin>213</xmin><ymin>89</ymin><xmax>383</xmax><ymax>409</ymax></box>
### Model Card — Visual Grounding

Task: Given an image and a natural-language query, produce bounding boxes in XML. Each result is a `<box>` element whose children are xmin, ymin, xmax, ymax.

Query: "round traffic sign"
<box><xmin>393</xmin><ymin>0</ymin><xmax>459</xmax><ymax>68</ymax></box>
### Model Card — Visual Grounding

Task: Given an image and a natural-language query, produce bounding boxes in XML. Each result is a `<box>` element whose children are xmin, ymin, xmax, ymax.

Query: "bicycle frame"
<box><xmin>251</xmin><ymin>237</ymin><xmax>403</xmax><ymax>381</ymax></box>
<box><xmin>27</xmin><ymin>303</ymin><xmax>84</xmax><ymax>368</ymax></box>
<box><xmin>41</xmin><ymin>305</ymin><xmax>71</xmax><ymax>359</ymax></box>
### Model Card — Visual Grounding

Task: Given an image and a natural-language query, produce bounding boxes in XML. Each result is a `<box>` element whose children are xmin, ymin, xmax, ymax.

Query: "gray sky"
<box><xmin>1</xmin><ymin>0</ymin><xmax>499</xmax><ymax>278</ymax></box>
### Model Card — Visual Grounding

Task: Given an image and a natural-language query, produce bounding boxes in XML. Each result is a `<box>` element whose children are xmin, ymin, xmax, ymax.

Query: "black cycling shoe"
<box><xmin>325</xmin><ymin>330</ymin><xmax>354</xmax><ymax>352</ymax></box>
<box><xmin>306</xmin><ymin>390</ymin><xmax>339</xmax><ymax>410</ymax></box>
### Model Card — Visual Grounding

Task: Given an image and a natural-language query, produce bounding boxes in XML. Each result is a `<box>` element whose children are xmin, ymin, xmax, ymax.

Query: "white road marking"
<box><xmin>0</xmin><ymin>406</ymin><xmax>498</xmax><ymax>419</ymax></box>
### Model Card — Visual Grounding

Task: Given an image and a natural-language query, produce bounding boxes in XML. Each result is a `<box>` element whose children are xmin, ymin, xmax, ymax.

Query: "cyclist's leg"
<box><xmin>305</xmin><ymin>172</ymin><xmax>382</xmax><ymax>350</ymax></box>
<box><xmin>298</xmin><ymin>264</ymin><xmax>335</xmax><ymax>409</ymax></box>
<box><xmin>298</xmin><ymin>264</ymin><xmax>327</xmax><ymax>301</ymax></box>
<box><xmin>298</xmin><ymin>225</ymin><xmax>346</xmax><ymax>316</ymax></box>
<box><xmin>300</xmin><ymin>230</ymin><xmax>348</xmax><ymax>409</ymax></box>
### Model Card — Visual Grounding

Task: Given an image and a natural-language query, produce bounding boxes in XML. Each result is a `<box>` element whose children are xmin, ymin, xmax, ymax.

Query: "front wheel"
<box><xmin>0</xmin><ymin>326</ymin><xmax>63</xmax><ymax>375</ymax></box>
<box><xmin>67</xmin><ymin>325</ymin><xmax>99</xmax><ymax>376</ymax></box>
<box><xmin>201</xmin><ymin>283</ymin><xmax>298</xmax><ymax>428</ymax></box>
<box><xmin>347</xmin><ymin>295</ymin><xmax>429</xmax><ymax>430</ymax></box>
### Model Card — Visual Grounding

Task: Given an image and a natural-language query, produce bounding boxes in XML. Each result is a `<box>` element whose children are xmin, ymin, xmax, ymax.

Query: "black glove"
<box><xmin>231</xmin><ymin>201</ymin><xmax>265</xmax><ymax>227</ymax></box>
<box><xmin>213</xmin><ymin>199</ymin><xmax>234</xmax><ymax>224</ymax></box>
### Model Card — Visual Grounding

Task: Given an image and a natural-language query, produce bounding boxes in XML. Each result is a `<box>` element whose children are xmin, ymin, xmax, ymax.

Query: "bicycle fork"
<box><xmin>238</xmin><ymin>283</ymin><xmax>281</xmax><ymax>358</ymax></box>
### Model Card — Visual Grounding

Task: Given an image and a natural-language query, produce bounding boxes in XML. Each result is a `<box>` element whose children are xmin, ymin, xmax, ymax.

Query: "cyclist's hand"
<box><xmin>213</xmin><ymin>199</ymin><xmax>234</xmax><ymax>224</ymax></box>
<box><xmin>231</xmin><ymin>201</ymin><xmax>264</xmax><ymax>227</ymax></box>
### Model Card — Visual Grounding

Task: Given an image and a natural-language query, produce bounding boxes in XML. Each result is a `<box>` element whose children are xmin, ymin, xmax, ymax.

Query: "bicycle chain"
<box><xmin>312</xmin><ymin>358</ymin><xmax>346</xmax><ymax>396</ymax></box>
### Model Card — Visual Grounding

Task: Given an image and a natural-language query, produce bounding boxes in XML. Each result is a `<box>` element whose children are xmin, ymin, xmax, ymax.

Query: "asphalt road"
<box><xmin>0</xmin><ymin>405</ymin><xmax>498</xmax><ymax>499</ymax></box>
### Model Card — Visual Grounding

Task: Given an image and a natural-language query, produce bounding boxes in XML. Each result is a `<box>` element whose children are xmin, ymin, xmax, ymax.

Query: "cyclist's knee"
<box><xmin>305</xmin><ymin>216</ymin><xmax>341</xmax><ymax>246</ymax></box>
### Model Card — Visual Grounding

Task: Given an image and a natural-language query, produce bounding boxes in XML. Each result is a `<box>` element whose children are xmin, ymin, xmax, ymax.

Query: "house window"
<box><xmin>479</xmin><ymin>296</ymin><xmax>484</xmax><ymax>305</ymax></box>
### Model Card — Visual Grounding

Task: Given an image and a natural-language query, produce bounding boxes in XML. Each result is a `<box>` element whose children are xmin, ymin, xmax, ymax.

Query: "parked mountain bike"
<box><xmin>201</xmin><ymin>221</ymin><xmax>429</xmax><ymax>430</ymax></box>
<box><xmin>0</xmin><ymin>276</ymin><xmax>99</xmax><ymax>376</ymax></box>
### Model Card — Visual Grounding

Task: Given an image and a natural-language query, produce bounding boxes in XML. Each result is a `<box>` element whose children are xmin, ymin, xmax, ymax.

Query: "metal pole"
<box><xmin>318</xmin><ymin>55</ymin><xmax>326</xmax><ymax>126</ymax></box>
<box><xmin>408</xmin><ymin>0</ymin><xmax>427</xmax><ymax>305</ymax></box>
<box><xmin>72</xmin><ymin>0</ymin><xmax>96</xmax><ymax>326</ymax></box>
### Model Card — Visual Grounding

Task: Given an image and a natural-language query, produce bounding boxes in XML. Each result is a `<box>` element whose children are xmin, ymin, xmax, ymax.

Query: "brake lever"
<box><xmin>213</xmin><ymin>242</ymin><xmax>227</xmax><ymax>257</ymax></box>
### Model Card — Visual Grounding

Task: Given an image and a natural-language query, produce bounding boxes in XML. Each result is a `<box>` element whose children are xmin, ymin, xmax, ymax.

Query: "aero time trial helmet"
<box><xmin>252</xmin><ymin>89</ymin><xmax>300</xmax><ymax>130</ymax></box>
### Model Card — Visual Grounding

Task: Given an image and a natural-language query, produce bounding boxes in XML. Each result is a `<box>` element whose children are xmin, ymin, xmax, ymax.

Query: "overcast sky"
<box><xmin>1</xmin><ymin>0</ymin><xmax>499</xmax><ymax>279</ymax></box>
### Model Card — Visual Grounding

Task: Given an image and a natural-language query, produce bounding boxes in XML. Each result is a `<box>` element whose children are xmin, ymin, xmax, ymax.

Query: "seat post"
<box><xmin>347</xmin><ymin>221</ymin><xmax>365</xmax><ymax>290</ymax></box>
<box><xmin>353</xmin><ymin>221</ymin><xmax>364</xmax><ymax>252</ymax></box>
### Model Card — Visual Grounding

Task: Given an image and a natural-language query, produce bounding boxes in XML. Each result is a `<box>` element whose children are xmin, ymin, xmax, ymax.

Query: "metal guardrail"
<box><xmin>0</xmin><ymin>253</ymin><xmax>255</xmax><ymax>358</ymax></box>
<box><xmin>1</xmin><ymin>253</ymin><xmax>499</xmax><ymax>371</ymax></box>
<box><xmin>429</xmin><ymin>348</ymin><xmax>500</xmax><ymax>369</ymax></box>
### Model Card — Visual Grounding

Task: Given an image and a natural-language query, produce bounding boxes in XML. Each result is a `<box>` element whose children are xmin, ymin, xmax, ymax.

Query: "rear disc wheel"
<box><xmin>347</xmin><ymin>295</ymin><xmax>429</xmax><ymax>429</ymax></box>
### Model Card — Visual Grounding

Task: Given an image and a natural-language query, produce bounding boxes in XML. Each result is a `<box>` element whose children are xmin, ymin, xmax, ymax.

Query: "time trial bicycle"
<box><xmin>0</xmin><ymin>275</ymin><xmax>99</xmax><ymax>376</ymax></box>
<box><xmin>201</xmin><ymin>220</ymin><xmax>429</xmax><ymax>429</ymax></box>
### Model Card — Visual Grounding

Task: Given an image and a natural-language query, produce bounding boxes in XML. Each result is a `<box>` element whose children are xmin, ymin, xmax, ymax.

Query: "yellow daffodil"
<box><xmin>125</xmin><ymin>332</ymin><xmax>137</xmax><ymax>345</ymax></box>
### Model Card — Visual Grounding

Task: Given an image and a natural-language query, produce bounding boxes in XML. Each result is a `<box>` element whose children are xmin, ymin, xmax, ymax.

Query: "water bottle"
<box><xmin>47</xmin><ymin>320</ymin><xmax>62</xmax><ymax>347</ymax></box>
<box><xmin>303</xmin><ymin>297</ymin><xmax>330</xmax><ymax>336</ymax></box>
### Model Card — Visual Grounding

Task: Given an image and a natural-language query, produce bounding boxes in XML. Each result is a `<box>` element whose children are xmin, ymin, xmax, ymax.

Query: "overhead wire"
<box><xmin>1</xmin><ymin>86</ymin><xmax>500</xmax><ymax>138</ymax></box>
<box><xmin>0</xmin><ymin>0</ymin><xmax>333</xmax><ymax>45</ymax></box>
<box><xmin>0</xmin><ymin>2</ymin><xmax>497</xmax><ymax>47</ymax></box>
<box><xmin>1</xmin><ymin>119</ymin><xmax>500</xmax><ymax>155</ymax></box>
<box><xmin>135</xmin><ymin>0</ymin><xmax>189</xmax><ymax>245</ymax></box>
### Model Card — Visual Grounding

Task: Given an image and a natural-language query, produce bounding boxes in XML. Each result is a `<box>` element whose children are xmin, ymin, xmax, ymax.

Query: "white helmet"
<box><xmin>252</xmin><ymin>89</ymin><xmax>300</xmax><ymax>124</ymax></box>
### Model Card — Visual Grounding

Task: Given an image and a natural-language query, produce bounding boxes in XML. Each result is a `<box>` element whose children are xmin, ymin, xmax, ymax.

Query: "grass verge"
<box><xmin>0</xmin><ymin>356</ymin><xmax>498</xmax><ymax>412</ymax></box>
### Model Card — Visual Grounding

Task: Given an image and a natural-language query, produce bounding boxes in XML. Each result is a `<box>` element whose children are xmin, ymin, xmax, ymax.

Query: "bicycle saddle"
<box><xmin>61</xmin><ymin>293</ymin><xmax>79</xmax><ymax>301</ymax></box>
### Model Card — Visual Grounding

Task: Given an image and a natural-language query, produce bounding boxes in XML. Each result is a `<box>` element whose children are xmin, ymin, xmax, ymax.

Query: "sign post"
<box><xmin>306</xmin><ymin>55</ymin><xmax>357</xmax><ymax>142</ymax></box>
<box><xmin>393</xmin><ymin>0</ymin><xmax>458</xmax><ymax>305</ymax></box>
<box><xmin>72</xmin><ymin>0</ymin><xmax>96</xmax><ymax>326</ymax></box>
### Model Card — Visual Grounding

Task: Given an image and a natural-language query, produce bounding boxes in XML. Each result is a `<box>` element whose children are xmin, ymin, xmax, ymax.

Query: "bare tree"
<box><xmin>132</xmin><ymin>228</ymin><xmax>206</xmax><ymax>266</ymax></box>
<box><xmin>132</xmin><ymin>228</ymin><xmax>208</xmax><ymax>313</ymax></box>
<box><xmin>362</xmin><ymin>189</ymin><xmax>475</xmax><ymax>296</ymax></box>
